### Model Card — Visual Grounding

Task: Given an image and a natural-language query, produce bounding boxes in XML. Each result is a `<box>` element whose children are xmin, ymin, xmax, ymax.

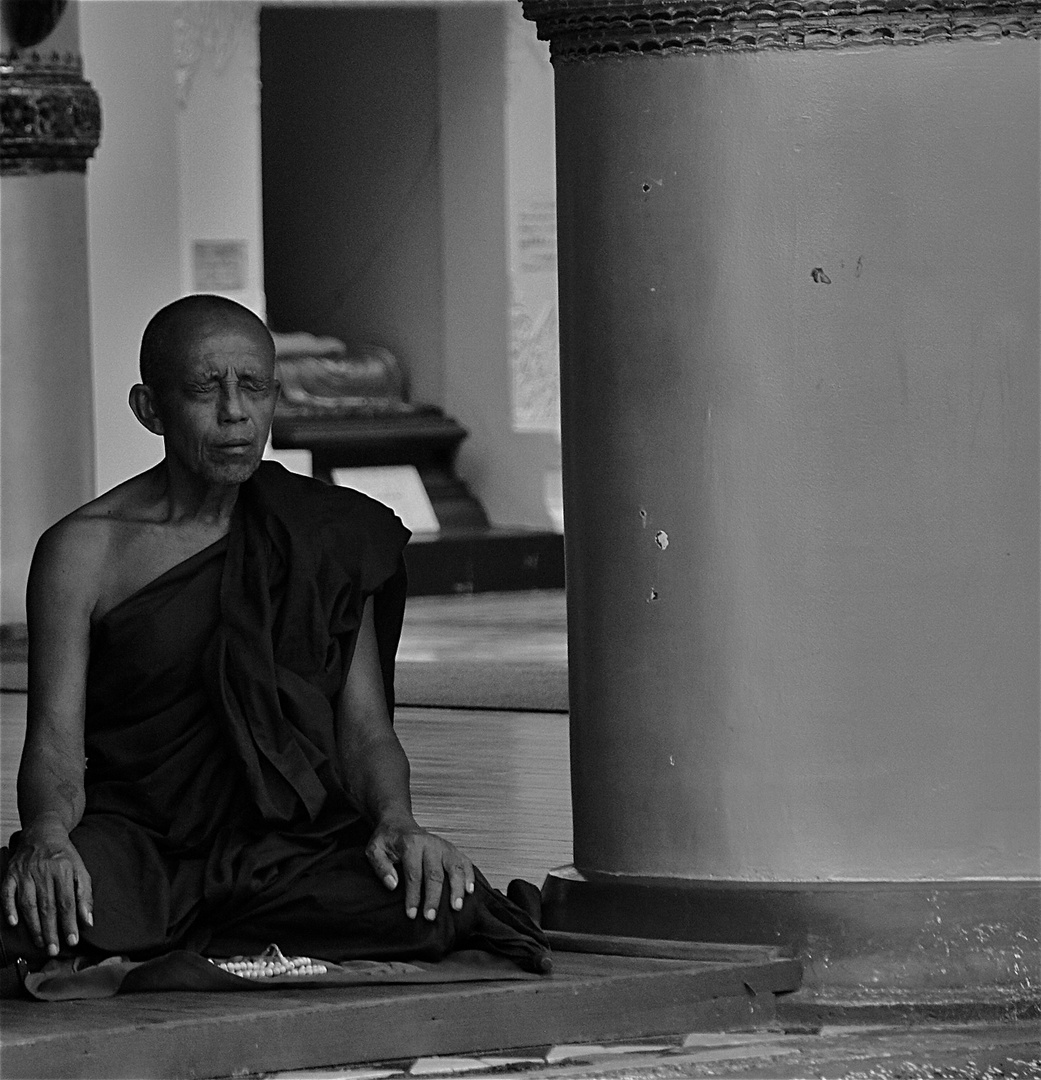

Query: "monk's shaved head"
<box><xmin>131</xmin><ymin>294</ymin><xmax>280</xmax><ymax>485</ymax></box>
<box><xmin>139</xmin><ymin>294</ymin><xmax>274</xmax><ymax>394</ymax></box>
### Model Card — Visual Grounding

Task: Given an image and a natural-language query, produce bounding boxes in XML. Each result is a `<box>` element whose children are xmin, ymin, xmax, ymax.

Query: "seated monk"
<box><xmin>0</xmin><ymin>295</ymin><xmax>549</xmax><ymax>982</ymax></box>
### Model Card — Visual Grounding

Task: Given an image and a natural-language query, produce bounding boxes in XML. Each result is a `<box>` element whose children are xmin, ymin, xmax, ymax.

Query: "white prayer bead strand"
<box><xmin>213</xmin><ymin>949</ymin><xmax>329</xmax><ymax>978</ymax></box>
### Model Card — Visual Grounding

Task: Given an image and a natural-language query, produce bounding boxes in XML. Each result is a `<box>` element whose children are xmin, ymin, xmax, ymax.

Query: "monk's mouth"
<box><xmin>214</xmin><ymin>443</ymin><xmax>254</xmax><ymax>454</ymax></box>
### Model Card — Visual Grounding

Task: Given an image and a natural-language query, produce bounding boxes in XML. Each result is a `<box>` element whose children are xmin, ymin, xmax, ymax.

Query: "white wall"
<box><xmin>440</xmin><ymin>2</ymin><xmax>561</xmax><ymax>529</ymax></box>
<box><xmin>505</xmin><ymin>2</ymin><xmax>563</xmax><ymax>527</ymax></box>
<box><xmin>81</xmin><ymin>0</ymin><xmax>263</xmax><ymax>495</ymax></box>
<box><xmin>177</xmin><ymin>1</ymin><xmax>265</xmax><ymax>318</ymax></box>
<box><xmin>81</xmin><ymin>0</ymin><xmax>182</xmax><ymax>493</ymax></box>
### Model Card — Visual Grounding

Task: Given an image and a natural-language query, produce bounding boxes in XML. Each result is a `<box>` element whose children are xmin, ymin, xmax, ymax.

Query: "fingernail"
<box><xmin>48</xmin><ymin>943</ymin><xmax>59</xmax><ymax>957</ymax></box>
<box><xmin>67</xmin><ymin>933</ymin><xmax>78</xmax><ymax>946</ymax></box>
<box><xmin>453</xmin><ymin>897</ymin><xmax>463</xmax><ymax>910</ymax></box>
<box><xmin>406</xmin><ymin>906</ymin><xmax>417</xmax><ymax>920</ymax></box>
<box><xmin>85</xmin><ymin>911</ymin><xmax>93</xmax><ymax>926</ymax></box>
<box><xmin>425</xmin><ymin>907</ymin><xmax>436</xmax><ymax>921</ymax></box>
<box><xmin>6</xmin><ymin>915</ymin><xmax>16</xmax><ymax>926</ymax></box>
<box><xmin>384</xmin><ymin>875</ymin><xmax>397</xmax><ymax>890</ymax></box>
<box><xmin>467</xmin><ymin>882</ymin><xmax>475</xmax><ymax>893</ymax></box>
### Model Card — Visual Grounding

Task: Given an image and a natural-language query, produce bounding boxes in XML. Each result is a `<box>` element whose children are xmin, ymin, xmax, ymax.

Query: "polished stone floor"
<box><xmin>397</xmin><ymin>591</ymin><xmax>568</xmax><ymax>667</ymax></box>
<box><xmin>397</xmin><ymin>708</ymin><xmax>571</xmax><ymax>889</ymax></box>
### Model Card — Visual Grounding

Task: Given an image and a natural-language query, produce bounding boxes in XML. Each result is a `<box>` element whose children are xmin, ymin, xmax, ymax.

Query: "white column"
<box><xmin>1</xmin><ymin>2</ymin><xmax>100</xmax><ymax>623</ymax></box>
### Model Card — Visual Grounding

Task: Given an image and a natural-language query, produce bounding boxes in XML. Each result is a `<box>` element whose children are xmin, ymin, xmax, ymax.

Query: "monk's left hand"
<box><xmin>366</xmin><ymin>815</ymin><xmax>475</xmax><ymax>921</ymax></box>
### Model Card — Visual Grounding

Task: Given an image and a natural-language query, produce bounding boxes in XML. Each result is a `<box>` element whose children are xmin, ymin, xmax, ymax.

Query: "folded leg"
<box><xmin>205</xmin><ymin>844</ymin><xmax>550</xmax><ymax>973</ymax></box>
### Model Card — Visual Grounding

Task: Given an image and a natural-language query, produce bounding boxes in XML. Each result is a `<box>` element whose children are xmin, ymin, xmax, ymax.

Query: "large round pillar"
<box><xmin>524</xmin><ymin>1</ymin><xmax>1040</xmax><ymax>998</ymax></box>
<box><xmin>1</xmin><ymin>1</ymin><xmax>100</xmax><ymax>624</ymax></box>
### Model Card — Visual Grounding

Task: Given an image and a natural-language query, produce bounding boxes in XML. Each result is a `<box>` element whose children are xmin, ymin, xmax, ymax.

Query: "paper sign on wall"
<box><xmin>515</xmin><ymin>199</ymin><xmax>557</xmax><ymax>274</ymax></box>
<box><xmin>510</xmin><ymin>300</ymin><xmax>560</xmax><ymax>433</ymax></box>
<box><xmin>331</xmin><ymin>465</ymin><xmax>439</xmax><ymax>534</ymax></box>
<box><xmin>193</xmin><ymin>240</ymin><xmax>247</xmax><ymax>292</ymax></box>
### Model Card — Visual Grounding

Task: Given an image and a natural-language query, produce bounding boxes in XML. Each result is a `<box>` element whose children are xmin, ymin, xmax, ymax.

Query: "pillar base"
<box><xmin>541</xmin><ymin>867</ymin><xmax>1041</xmax><ymax>1001</ymax></box>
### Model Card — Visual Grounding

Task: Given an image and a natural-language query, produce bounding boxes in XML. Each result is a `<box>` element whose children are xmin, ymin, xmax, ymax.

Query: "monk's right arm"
<box><xmin>1</xmin><ymin>522</ymin><xmax>96</xmax><ymax>956</ymax></box>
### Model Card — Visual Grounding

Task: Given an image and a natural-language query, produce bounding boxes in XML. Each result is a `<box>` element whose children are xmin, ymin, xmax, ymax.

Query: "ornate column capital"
<box><xmin>1</xmin><ymin>49</ymin><xmax>101</xmax><ymax>175</ymax></box>
<box><xmin>521</xmin><ymin>0</ymin><xmax>1041</xmax><ymax>61</ymax></box>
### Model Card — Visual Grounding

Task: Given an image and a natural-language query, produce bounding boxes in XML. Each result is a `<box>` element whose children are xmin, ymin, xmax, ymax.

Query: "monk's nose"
<box><xmin>219</xmin><ymin>383</ymin><xmax>248</xmax><ymax>423</ymax></box>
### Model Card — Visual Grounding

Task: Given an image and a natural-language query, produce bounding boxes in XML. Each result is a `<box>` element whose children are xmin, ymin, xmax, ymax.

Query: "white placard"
<box><xmin>331</xmin><ymin>465</ymin><xmax>439</xmax><ymax>534</ymax></box>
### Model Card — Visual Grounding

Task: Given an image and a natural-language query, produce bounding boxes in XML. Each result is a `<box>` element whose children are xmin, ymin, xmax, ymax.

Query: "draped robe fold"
<box><xmin>6</xmin><ymin>462</ymin><xmax>548</xmax><ymax>975</ymax></box>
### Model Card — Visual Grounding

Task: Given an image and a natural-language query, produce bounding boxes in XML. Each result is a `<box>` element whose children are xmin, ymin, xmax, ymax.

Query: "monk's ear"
<box><xmin>129</xmin><ymin>383</ymin><xmax>165</xmax><ymax>436</ymax></box>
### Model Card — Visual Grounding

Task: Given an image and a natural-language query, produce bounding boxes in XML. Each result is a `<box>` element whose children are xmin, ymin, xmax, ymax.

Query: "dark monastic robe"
<box><xmin>6</xmin><ymin>462</ymin><xmax>549</xmax><ymax>975</ymax></box>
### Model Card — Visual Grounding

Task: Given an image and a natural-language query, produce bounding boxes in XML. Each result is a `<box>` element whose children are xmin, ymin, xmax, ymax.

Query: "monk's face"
<box><xmin>156</xmin><ymin>319</ymin><xmax>279</xmax><ymax>486</ymax></box>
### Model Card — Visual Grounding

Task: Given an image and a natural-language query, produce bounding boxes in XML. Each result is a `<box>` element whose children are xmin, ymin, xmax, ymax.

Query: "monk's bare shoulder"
<box><xmin>28</xmin><ymin>467</ymin><xmax>165</xmax><ymax>622</ymax></box>
<box><xmin>74</xmin><ymin>466</ymin><xmax>168</xmax><ymax>524</ymax></box>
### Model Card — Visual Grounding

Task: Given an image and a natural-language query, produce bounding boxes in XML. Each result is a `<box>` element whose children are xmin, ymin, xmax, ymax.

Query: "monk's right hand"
<box><xmin>1</xmin><ymin>815</ymin><xmax>93</xmax><ymax>957</ymax></box>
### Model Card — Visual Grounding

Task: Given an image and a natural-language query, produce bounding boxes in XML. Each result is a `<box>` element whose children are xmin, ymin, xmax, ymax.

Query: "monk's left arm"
<box><xmin>336</xmin><ymin>597</ymin><xmax>475</xmax><ymax>921</ymax></box>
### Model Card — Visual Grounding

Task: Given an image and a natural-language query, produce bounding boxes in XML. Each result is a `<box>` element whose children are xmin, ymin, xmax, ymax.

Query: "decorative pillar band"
<box><xmin>521</xmin><ymin>1</ymin><xmax>1041</xmax><ymax>60</ymax></box>
<box><xmin>1</xmin><ymin>51</ymin><xmax>101</xmax><ymax>175</ymax></box>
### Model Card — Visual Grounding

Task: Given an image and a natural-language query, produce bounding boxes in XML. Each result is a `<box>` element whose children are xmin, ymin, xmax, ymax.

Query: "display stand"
<box><xmin>272</xmin><ymin>410</ymin><xmax>564</xmax><ymax>595</ymax></box>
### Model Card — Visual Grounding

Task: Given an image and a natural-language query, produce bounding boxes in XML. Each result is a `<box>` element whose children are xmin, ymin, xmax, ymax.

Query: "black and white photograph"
<box><xmin>1</xmin><ymin>1</ymin><xmax>1038</xmax><ymax>1076</ymax></box>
